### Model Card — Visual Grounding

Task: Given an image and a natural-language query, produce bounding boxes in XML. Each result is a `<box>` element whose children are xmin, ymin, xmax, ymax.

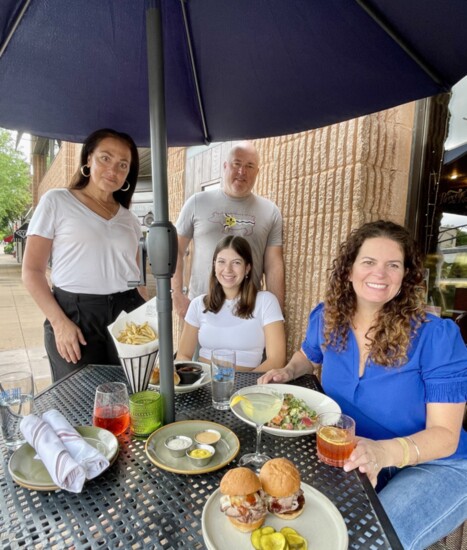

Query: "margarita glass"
<box><xmin>230</xmin><ymin>385</ymin><xmax>283</xmax><ymax>468</ymax></box>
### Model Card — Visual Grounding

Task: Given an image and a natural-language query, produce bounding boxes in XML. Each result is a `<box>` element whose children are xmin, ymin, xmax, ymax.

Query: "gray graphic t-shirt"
<box><xmin>176</xmin><ymin>189</ymin><xmax>282</xmax><ymax>299</ymax></box>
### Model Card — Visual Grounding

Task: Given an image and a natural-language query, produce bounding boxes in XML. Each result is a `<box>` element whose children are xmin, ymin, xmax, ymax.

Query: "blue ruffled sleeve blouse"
<box><xmin>301</xmin><ymin>303</ymin><xmax>467</xmax><ymax>459</ymax></box>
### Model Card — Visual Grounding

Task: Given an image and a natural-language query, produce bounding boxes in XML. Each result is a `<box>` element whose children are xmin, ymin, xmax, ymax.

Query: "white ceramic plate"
<box><xmin>230</xmin><ymin>384</ymin><xmax>341</xmax><ymax>437</ymax></box>
<box><xmin>202</xmin><ymin>482</ymin><xmax>348</xmax><ymax>550</ymax></box>
<box><xmin>148</xmin><ymin>362</ymin><xmax>211</xmax><ymax>394</ymax></box>
<box><xmin>145</xmin><ymin>420</ymin><xmax>239</xmax><ymax>474</ymax></box>
<box><xmin>8</xmin><ymin>426</ymin><xmax>119</xmax><ymax>491</ymax></box>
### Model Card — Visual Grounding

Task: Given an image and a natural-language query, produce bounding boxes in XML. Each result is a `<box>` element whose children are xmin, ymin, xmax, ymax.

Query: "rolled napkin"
<box><xmin>42</xmin><ymin>409</ymin><xmax>110</xmax><ymax>480</ymax></box>
<box><xmin>20</xmin><ymin>414</ymin><xmax>86</xmax><ymax>493</ymax></box>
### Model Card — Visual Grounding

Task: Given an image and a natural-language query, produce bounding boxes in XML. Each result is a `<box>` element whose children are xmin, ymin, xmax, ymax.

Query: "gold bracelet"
<box><xmin>395</xmin><ymin>437</ymin><xmax>410</xmax><ymax>468</ymax></box>
<box><xmin>406</xmin><ymin>436</ymin><xmax>421</xmax><ymax>464</ymax></box>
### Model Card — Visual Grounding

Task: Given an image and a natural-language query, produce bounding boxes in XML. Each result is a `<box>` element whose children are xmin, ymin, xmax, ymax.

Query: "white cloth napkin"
<box><xmin>42</xmin><ymin>409</ymin><xmax>110</xmax><ymax>480</ymax></box>
<box><xmin>20</xmin><ymin>414</ymin><xmax>86</xmax><ymax>493</ymax></box>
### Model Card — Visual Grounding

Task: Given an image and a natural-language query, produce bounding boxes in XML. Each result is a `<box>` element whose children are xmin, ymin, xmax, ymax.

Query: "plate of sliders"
<box><xmin>148</xmin><ymin>361</ymin><xmax>211</xmax><ymax>394</ymax></box>
<box><xmin>202</xmin><ymin>458</ymin><xmax>348</xmax><ymax>550</ymax></box>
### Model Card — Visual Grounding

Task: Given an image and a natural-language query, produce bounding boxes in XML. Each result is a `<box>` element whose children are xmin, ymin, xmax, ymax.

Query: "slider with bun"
<box><xmin>219</xmin><ymin>467</ymin><xmax>267</xmax><ymax>532</ymax></box>
<box><xmin>259</xmin><ymin>458</ymin><xmax>305</xmax><ymax>519</ymax></box>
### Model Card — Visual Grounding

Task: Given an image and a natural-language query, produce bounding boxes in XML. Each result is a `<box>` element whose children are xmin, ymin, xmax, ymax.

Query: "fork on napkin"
<box><xmin>42</xmin><ymin>409</ymin><xmax>110</xmax><ymax>480</ymax></box>
<box><xmin>20</xmin><ymin>414</ymin><xmax>86</xmax><ymax>493</ymax></box>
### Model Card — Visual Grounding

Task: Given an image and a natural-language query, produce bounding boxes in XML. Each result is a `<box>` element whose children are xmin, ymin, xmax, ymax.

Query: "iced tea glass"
<box><xmin>93</xmin><ymin>382</ymin><xmax>130</xmax><ymax>436</ymax></box>
<box><xmin>316</xmin><ymin>412</ymin><xmax>356</xmax><ymax>467</ymax></box>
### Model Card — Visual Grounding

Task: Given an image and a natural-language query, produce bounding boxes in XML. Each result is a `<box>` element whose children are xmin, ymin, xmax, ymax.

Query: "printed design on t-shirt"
<box><xmin>208</xmin><ymin>211</ymin><xmax>256</xmax><ymax>235</ymax></box>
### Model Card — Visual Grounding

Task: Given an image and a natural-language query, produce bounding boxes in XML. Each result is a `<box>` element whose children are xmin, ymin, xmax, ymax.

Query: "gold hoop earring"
<box><xmin>80</xmin><ymin>165</ymin><xmax>90</xmax><ymax>177</ymax></box>
<box><xmin>120</xmin><ymin>181</ymin><xmax>130</xmax><ymax>192</ymax></box>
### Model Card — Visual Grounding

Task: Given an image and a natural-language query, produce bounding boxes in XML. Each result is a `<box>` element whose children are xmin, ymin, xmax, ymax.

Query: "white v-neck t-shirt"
<box><xmin>27</xmin><ymin>189</ymin><xmax>142</xmax><ymax>294</ymax></box>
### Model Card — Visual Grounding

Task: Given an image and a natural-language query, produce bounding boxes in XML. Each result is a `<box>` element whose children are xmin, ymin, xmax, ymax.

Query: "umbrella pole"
<box><xmin>146</xmin><ymin>4</ymin><xmax>177</xmax><ymax>424</ymax></box>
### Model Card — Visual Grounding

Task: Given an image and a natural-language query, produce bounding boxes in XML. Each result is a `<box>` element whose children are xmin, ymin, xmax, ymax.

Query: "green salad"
<box><xmin>266</xmin><ymin>392</ymin><xmax>317</xmax><ymax>431</ymax></box>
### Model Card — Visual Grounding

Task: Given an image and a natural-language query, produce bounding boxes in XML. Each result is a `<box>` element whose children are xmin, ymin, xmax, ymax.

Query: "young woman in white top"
<box><xmin>177</xmin><ymin>236</ymin><xmax>286</xmax><ymax>372</ymax></box>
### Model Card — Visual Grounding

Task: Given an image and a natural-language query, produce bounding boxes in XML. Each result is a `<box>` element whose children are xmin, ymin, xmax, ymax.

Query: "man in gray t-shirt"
<box><xmin>172</xmin><ymin>141</ymin><xmax>284</xmax><ymax>319</ymax></box>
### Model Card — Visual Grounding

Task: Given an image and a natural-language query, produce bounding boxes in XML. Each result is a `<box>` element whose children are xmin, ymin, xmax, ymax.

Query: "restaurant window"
<box><xmin>422</xmin><ymin>78</ymin><xmax>467</xmax><ymax>328</ymax></box>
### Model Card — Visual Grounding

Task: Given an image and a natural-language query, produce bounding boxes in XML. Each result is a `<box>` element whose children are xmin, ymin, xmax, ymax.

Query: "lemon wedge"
<box><xmin>230</xmin><ymin>394</ymin><xmax>254</xmax><ymax>417</ymax></box>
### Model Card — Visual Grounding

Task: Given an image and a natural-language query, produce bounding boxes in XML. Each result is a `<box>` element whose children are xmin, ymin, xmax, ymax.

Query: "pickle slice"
<box><xmin>251</xmin><ymin>528</ymin><xmax>263</xmax><ymax>550</ymax></box>
<box><xmin>259</xmin><ymin>533</ymin><xmax>288</xmax><ymax>550</ymax></box>
<box><xmin>261</xmin><ymin>527</ymin><xmax>276</xmax><ymax>535</ymax></box>
<box><xmin>280</xmin><ymin>527</ymin><xmax>298</xmax><ymax>537</ymax></box>
<box><xmin>284</xmin><ymin>533</ymin><xmax>307</xmax><ymax>550</ymax></box>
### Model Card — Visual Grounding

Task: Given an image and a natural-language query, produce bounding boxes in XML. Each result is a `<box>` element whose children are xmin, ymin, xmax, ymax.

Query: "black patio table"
<box><xmin>0</xmin><ymin>365</ymin><xmax>403</xmax><ymax>549</ymax></box>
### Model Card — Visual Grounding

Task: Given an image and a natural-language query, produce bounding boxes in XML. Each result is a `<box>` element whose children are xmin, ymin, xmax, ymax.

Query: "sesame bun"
<box><xmin>220</xmin><ymin>467</ymin><xmax>261</xmax><ymax>496</ymax></box>
<box><xmin>259</xmin><ymin>458</ymin><xmax>301</xmax><ymax>497</ymax></box>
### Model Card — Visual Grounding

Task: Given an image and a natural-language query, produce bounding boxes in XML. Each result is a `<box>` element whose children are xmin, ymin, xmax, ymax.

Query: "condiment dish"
<box><xmin>194</xmin><ymin>429</ymin><xmax>221</xmax><ymax>447</ymax></box>
<box><xmin>175</xmin><ymin>362</ymin><xmax>204</xmax><ymax>385</ymax></box>
<box><xmin>186</xmin><ymin>443</ymin><xmax>215</xmax><ymax>467</ymax></box>
<box><xmin>164</xmin><ymin>435</ymin><xmax>193</xmax><ymax>458</ymax></box>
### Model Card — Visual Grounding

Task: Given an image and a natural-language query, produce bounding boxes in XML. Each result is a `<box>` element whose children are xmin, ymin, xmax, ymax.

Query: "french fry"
<box><xmin>117</xmin><ymin>321</ymin><xmax>157</xmax><ymax>344</ymax></box>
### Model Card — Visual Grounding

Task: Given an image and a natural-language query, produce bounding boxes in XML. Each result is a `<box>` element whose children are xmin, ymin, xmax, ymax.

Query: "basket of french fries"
<box><xmin>108</xmin><ymin>298</ymin><xmax>159</xmax><ymax>393</ymax></box>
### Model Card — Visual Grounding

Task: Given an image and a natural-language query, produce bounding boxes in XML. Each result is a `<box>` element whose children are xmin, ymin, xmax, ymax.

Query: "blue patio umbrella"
<box><xmin>1</xmin><ymin>0</ymin><xmax>467</xmax><ymax>422</ymax></box>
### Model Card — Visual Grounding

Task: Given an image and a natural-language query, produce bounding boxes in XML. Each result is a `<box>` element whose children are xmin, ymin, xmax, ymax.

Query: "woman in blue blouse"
<box><xmin>259</xmin><ymin>220</ymin><xmax>467</xmax><ymax>550</ymax></box>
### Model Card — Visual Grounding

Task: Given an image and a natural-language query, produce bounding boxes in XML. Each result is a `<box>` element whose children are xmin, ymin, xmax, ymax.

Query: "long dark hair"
<box><xmin>324</xmin><ymin>220</ymin><xmax>426</xmax><ymax>367</ymax></box>
<box><xmin>203</xmin><ymin>236</ymin><xmax>258</xmax><ymax>318</ymax></box>
<box><xmin>70</xmin><ymin>128</ymin><xmax>139</xmax><ymax>209</ymax></box>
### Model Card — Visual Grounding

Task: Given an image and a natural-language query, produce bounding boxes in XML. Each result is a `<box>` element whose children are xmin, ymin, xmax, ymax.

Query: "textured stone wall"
<box><xmin>168</xmin><ymin>103</ymin><xmax>415</xmax><ymax>359</ymax></box>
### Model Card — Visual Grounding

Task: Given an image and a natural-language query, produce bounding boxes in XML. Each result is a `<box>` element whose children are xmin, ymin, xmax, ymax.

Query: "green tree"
<box><xmin>456</xmin><ymin>229</ymin><xmax>467</xmax><ymax>247</ymax></box>
<box><xmin>0</xmin><ymin>129</ymin><xmax>31</xmax><ymax>235</ymax></box>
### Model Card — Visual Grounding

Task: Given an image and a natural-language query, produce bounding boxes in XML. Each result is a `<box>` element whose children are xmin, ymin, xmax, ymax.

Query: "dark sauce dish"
<box><xmin>175</xmin><ymin>362</ymin><xmax>204</xmax><ymax>385</ymax></box>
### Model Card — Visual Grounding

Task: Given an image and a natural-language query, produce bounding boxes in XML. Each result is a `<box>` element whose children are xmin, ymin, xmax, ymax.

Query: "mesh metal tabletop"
<box><xmin>0</xmin><ymin>365</ymin><xmax>403</xmax><ymax>549</ymax></box>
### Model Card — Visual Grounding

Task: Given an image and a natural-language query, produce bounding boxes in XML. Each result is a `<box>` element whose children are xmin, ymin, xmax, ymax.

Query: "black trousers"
<box><xmin>45</xmin><ymin>287</ymin><xmax>146</xmax><ymax>382</ymax></box>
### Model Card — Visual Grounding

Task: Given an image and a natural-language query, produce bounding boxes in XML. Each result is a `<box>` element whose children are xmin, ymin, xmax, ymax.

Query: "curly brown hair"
<box><xmin>323</xmin><ymin>220</ymin><xmax>426</xmax><ymax>367</ymax></box>
<box><xmin>203</xmin><ymin>236</ymin><xmax>258</xmax><ymax>318</ymax></box>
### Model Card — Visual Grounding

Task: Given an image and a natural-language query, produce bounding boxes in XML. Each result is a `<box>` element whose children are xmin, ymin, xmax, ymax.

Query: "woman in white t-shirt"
<box><xmin>177</xmin><ymin>236</ymin><xmax>286</xmax><ymax>371</ymax></box>
<box><xmin>23</xmin><ymin>128</ymin><xmax>147</xmax><ymax>382</ymax></box>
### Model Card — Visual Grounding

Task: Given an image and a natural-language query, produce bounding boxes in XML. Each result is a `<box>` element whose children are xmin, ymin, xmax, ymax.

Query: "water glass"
<box><xmin>0</xmin><ymin>371</ymin><xmax>34</xmax><ymax>450</ymax></box>
<box><xmin>129</xmin><ymin>390</ymin><xmax>162</xmax><ymax>437</ymax></box>
<box><xmin>316</xmin><ymin>412</ymin><xmax>356</xmax><ymax>467</ymax></box>
<box><xmin>211</xmin><ymin>349</ymin><xmax>236</xmax><ymax>410</ymax></box>
<box><xmin>93</xmin><ymin>382</ymin><xmax>130</xmax><ymax>436</ymax></box>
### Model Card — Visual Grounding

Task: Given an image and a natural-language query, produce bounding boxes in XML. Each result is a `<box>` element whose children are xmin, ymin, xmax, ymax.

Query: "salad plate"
<box><xmin>230</xmin><ymin>384</ymin><xmax>340</xmax><ymax>438</ymax></box>
<box><xmin>202</xmin><ymin>482</ymin><xmax>348</xmax><ymax>550</ymax></box>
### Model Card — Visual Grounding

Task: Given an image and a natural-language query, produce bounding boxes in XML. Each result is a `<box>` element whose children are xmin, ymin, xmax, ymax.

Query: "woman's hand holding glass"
<box><xmin>343</xmin><ymin>438</ymin><xmax>385</xmax><ymax>487</ymax></box>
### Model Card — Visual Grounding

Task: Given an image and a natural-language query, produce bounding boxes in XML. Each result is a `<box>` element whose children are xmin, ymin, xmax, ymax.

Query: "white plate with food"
<box><xmin>230</xmin><ymin>384</ymin><xmax>341</xmax><ymax>437</ymax></box>
<box><xmin>202</xmin><ymin>481</ymin><xmax>348</xmax><ymax>550</ymax></box>
<box><xmin>148</xmin><ymin>362</ymin><xmax>211</xmax><ymax>394</ymax></box>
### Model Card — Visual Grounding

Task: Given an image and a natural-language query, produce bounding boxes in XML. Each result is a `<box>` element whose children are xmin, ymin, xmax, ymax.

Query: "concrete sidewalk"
<box><xmin>0</xmin><ymin>249</ymin><xmax>51</xmax><ymax>392</ymax></box>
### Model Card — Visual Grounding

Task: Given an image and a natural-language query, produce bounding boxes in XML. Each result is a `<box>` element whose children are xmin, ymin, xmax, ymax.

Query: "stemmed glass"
<box><xmin>230</xmin><ymin>385</ymin><xmax>283</xmax><ymax>468</ymax></box>
<box><xmin>93</xmin><ymin>382</ymin><xmax>130</xmax><ymax>436</ymax></box>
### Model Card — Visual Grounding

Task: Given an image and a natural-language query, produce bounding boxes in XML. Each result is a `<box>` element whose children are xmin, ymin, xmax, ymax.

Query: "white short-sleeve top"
<box><xmin>184</xmin><ymin>291</ymin><xmax>284</xmax><ymax>368</ymax></box>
